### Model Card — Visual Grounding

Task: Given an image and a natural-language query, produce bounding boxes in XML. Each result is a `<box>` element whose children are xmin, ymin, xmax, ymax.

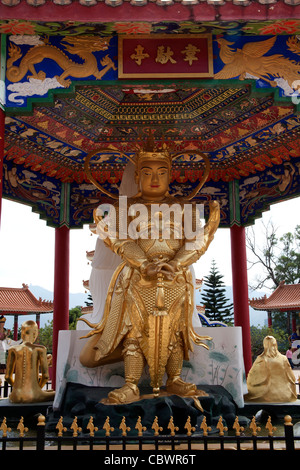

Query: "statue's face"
<box><xmin>138</xmin><ymin>159</ymin><xmax>170</xmax><ymax>201</ymax></box>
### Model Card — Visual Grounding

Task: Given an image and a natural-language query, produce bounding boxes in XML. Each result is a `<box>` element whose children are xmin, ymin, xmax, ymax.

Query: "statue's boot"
<box><xmin>107</xmin><ymin>338</ymin><xmax>145</xmax><ymax>404</ymax></box>
<box><xmin>166</xmin><ymin>377</ymin><xmax>199</xmax><ymax>396</ymax></box>
<box><xmin>165</xmin><ymin>340</ymin><xmax>207</xmax><ymax>397</ymax></box>
<box><xmin>107</xmin><ymin>382</ymin><xmax>140</xmax><ymax>404</ymax></box>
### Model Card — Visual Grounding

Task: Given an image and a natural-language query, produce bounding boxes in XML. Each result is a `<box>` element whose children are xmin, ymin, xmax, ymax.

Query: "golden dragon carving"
<box><xmin>214</xmin><ymin>36</ymin><xmax>300</xmax><ymax>89</ymax></box>
<box><xmin>6</xmin><ymin>36</ymin><xmax>117</xmax><ymax>87</ymax></box>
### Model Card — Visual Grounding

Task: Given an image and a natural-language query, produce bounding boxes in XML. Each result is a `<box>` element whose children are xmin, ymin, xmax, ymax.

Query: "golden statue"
<box><xmin>5</xmin><ymin>320</ymin><xmax>55</xmax><ymax>403</ymax></box>
<box><xmin>245</xmin><ymin>335</ymin><xmax>297</xmax><ymax>403</ymax></box>
<box><xmin>79</xmin><ymin>137</ymin><xmax>220</xmax><ymax>404</ymax></box>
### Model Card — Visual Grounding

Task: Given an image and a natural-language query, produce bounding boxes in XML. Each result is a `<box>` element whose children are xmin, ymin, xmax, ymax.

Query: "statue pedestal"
<box><xmin>46</xmin><ymin>381</ymin><xmax>241</xmax><ymax>434</ymax></box>
<box><xmin>54</xmin><ymin>327</ymin><xmax>246</xmax><ymax>410</ymax></box>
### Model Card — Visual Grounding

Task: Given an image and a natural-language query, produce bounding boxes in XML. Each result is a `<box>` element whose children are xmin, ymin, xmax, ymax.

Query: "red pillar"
<box><xmin>230</xmin><ymin>224</ymin><xmax>252</xmax><ymax>376</ymax></box>
<box><xmin>13</xmin><ymin>314</ymin><xmax>18</xmax><ymax>341</ymax></box>
<box><xmin>292</xmin><ymin>312</ymin><xmax>297</xmax><ymax>333</ymax></box>
<box><xmin>268</xmin><ymin>311</ymin><xmax>272</xmax><ymax>328</ymax></box>
<box><xmin>0</xmin><ymin>107</ymin><xmax>4</xmax><ymax>225</ymax></box>
<box><xmin>52</xmin><ymin>225</ymin><xmax>70</xmax><ymax>389</ymax></box>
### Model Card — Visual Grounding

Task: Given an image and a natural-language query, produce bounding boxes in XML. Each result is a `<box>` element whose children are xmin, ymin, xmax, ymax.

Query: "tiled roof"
<box><xmin>81</xmin><ymin>305</ymin><xmax>93</xmax><ymax>314</ymax></box>
<box><xmin>0</xmin><ymin>284</ymin><xmax>53</xmax><ymax>314</ymax></box>
<box><xmin>86</xmin><ymin>250</ymin><xmax>95</xmax><ymax>262</ymax></box>
<box><xmin>196</xmin><ymin>304</ymin><xmax>205</xmax><ymax>313</ymax></box>
<box><xmin>249</xmin><ymin>282</ymin><xmax>300</xmax><ymax>311</ymax></box>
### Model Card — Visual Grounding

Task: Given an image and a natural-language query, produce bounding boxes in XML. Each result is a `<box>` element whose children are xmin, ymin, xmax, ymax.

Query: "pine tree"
<box><xmin>201</xmin><ymin>260</ymin><xmax>233</xmax><ymax>324</ymax></box>
<box><xmin>85</xmin><ymin>293</ymin><xmax>93</xmax><ymax>307</ymax></box>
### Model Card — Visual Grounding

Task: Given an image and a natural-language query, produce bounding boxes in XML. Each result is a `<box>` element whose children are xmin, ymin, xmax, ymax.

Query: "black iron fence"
<box><xmin>0</xmin><ymin>413</ymin><xmax>299</xmax><ymax>451</ymax></box>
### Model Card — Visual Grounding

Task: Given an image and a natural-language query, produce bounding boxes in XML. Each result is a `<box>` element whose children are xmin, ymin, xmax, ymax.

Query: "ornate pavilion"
<box><xmin>1</xmin><ymin>1</ymin><xmax>300</xmax><ymax>385</ymax></box>
<box><xmin>250</xmin><ymin>281</ymin><xmax>300</xmax><ymax>331</ymax></box>
<box><xmin>0</xmin><ymin>284</ymin><xmax>53</xmax><ymax>340</ymax></box>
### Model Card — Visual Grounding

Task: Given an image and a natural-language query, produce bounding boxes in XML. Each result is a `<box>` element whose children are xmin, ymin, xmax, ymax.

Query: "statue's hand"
<box><xmin>156</xmin><ymin>261</ymin><xmax>178</xmax><ymax>280</ymax></box>
<box><xmin>144</xmin><ymin>262</ymin><xmax>161</xmax><ymax>278</ymax></box>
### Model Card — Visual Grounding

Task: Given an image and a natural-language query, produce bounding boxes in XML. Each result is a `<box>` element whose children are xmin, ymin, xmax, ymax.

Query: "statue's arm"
<box><xmin>98</xmin><ymin>203</ymin><xmax>150</xmax><ymax>273</ymax></box>
<box><xmin>171</xmin><ymin>200</ymin><xmax>220</xmax><ymax>268</ymax></box>
<box><xmin>37</xmin><ymin>347</ymin><xmax>50</xmax><ymax>388</ymax></box>
<box><xmin>5</xmin><ymin>348</ymin><xmax>16</xmax><ymax>386</ymax></box>
<box><xmin>106</xmin><ymin>237</ymin><xmax>149</xmax><ymax>273</ymax></box>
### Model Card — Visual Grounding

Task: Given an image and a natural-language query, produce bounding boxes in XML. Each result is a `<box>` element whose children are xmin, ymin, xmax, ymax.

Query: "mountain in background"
<box><xmin>29</xmin><ymin>285</ymin><xmax>88</xmax><ymax>309</ymax></box>
<box><xmin>5</xmin><ymin>284</ymin><xmax>267</xmax><ymax>330</ymax></box>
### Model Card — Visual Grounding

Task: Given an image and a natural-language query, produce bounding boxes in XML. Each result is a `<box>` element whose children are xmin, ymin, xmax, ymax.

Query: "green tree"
<box><xmin>37</xmin><ymin>319</ymin><xmax>54</xmax><ymax>353</ymax></box>
<box><xmin>201</xmin><ymin>260</ymin><xmax>233</xmax><ymax>325</ymax></box>
<box><xmin>247</xmin><ymin>222</ymin><xmax>300</xmax><ymax>290</ymax></box>
<box><xmin>37</xmin><ymin>305</ymin><xmax>83</xmax><ymax>350</ymax></box>
<box><xmin>69</xmin><ymin>306</ymin><xmax>82</xmax><ymax>330</ymax></box>
<box><xmin>250</xmin><ymin>325</ymin><xmax>289</xmax><ymax>362</ymax></box>
<box><xmin>85</xmin><ymin>293</ymin><xmax>93</xmax><ymax>307</ymax></box>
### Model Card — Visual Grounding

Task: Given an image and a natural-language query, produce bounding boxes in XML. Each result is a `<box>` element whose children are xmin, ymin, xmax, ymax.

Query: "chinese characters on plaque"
<box><xmin>118</xmin><ymin>35</ymin><xmax>213</xmax><ymax>78</ymax></box>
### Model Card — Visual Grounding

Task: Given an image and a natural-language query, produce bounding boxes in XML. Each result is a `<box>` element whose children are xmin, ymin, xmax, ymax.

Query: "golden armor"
<box><xmin>79</xmin><ymin>139</ymin><xmax>220</xmax><ymax>404</ymax></box>
<box><xmin>5</xmin><ymin>320</ymin><xmax>55</xmax><ymax>403</ymax></box>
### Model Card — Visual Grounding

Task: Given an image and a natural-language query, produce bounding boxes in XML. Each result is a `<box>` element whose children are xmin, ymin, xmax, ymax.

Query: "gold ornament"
<box><xmin>167</xmin><ymin>416</ymin><xmax>179</xmax><ymax>436</ymax></box>
<box><xmin>70</xmin><ymin>417</ymin><xmax>82</xmax><ymax>437</ymax></box>
<box><xmin>135</xmin><ymin>416</ymin><xmax>146</xmax><ymax>436</ymax></box>
<box><xmin>87</xmin><ymin>417</ymin><xmax>98</xmax><ymax>437</ymax></box>
<box><xmin>265</xmin><ymin>416</ymin><xmax>277</xmax><ymax>436</ymax></box>
<box><xmin>184</xmin><ymin>416</ymin><xmax>195</xmax><ymax>436</ymax></box>
<box><xmin>233</xmin><ymin>416</ymin><xmax>244</xmax><ymax>436</ymax></box>
<box><xmin>200</xmin><ymin>416</ymin><xmax>211</xmax><ymax>436</ymax></box>
<box><xmin>249</xmin><ymin>417</ymin><xmax>261</xmax><ymax>436</ymax></box>
<box><xmin>103</xmin><ymin>417</ymin><xmax>114</xmax><ymax>436</ymax></box>
<box><xmin>119</xmin><ymin>417</ymin><xmax>131</xmax><ymax>436</ymax></box>
<box><xmin>17</xmin><ymin>417</ymin><xmax>28</xmax><ymax>438</ymax></box>
<box><xmin>56</xmin><ymin>416</ymin><xmax>67</xmax><ymax>437</ymax></box>
<box><xmin>152</xmin><ymin>416</ymin><xmax>163</xmax><ymax>436</ymax></box>
<box><xmin>0</xmin><ymin>418</ymin><xmax>11</xmax><ymax>437</ymax></box>
<box><xmin>216</xmin><ymin>417</ymin><xmax>228</xmax><ymax>437</ymax></box>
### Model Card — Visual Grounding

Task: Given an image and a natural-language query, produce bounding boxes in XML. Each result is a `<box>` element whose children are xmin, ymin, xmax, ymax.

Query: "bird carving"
<box><xmin>214</xmin><ymin>36</ymin><xmax>300</xmax><ymax>89</ymax></box>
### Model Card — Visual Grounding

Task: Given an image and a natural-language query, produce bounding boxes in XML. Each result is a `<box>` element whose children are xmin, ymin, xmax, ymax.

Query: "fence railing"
<box><xmin>0</xmin><ymin>414</ymin><xmax>299</xmax><ymax>451</ymax></box>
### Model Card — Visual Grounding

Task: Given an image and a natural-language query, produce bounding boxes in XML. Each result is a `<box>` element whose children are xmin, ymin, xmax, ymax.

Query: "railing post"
<box><xmin>284</xmin><ymin>415</ymin><xmax>295</xmax><ymax>451</ymax></box>
<box><xmin>36</xmin><ymin>415</ymin><xmax>46</xmax><ymax>451</ymax></box>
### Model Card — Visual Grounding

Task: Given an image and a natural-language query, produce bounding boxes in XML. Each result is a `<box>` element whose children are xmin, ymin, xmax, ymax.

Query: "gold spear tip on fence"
<box><xmin>184</xmin><ymin>416</ymin><xmax>196</xmax><ymax>436</ymax></box>
<box><xmin>200</xmin><ymin>416</ymin><xmax>211</xmax><ymax>436</ymax></box>
<box><xmin>152</xmin><ymin>416</ymin><xmax>163</xmax><ymax>436</ymax></box>
<box><xmin>119</xmin><ymin>416</ymin><xmax>131</xmax><ymax>436</ymax></box>
<box><xmin>103</xmin><ymin>416</ymin><xmax>115</xmax><ymax>436</ymax></box>
<box><xmin>135</xmin><ymin>416</ymin><xmax>146</xmax><ymax>436</ymax></box>
<box><xmin>168</xmin><ymin>416</ymin><xmax>179</xmax><ymax>436</ymax></box>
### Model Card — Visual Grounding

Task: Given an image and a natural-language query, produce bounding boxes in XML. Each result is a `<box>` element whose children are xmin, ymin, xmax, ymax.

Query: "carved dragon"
<box><xmin>6</xmin><ymin>36</ymin><xmax>117</xmax><ymax>87</ymax></box>
<box><xmin>214</xmin><ymin>36</ymin><xmax>300</xmax><ymax>89</ymax></box>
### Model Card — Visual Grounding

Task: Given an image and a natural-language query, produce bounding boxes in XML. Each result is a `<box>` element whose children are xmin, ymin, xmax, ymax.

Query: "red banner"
<box><xmin>118</xmin><ymin>34</ymin><xmax>213</xmax><ymax>79</ymax></box>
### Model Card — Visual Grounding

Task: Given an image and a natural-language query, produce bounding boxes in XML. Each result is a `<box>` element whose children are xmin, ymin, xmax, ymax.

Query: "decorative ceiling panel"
<box><xmin>2</xmin><ymin>32</ymin><xmax>300</xmax><ymax>228</ymax></box>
